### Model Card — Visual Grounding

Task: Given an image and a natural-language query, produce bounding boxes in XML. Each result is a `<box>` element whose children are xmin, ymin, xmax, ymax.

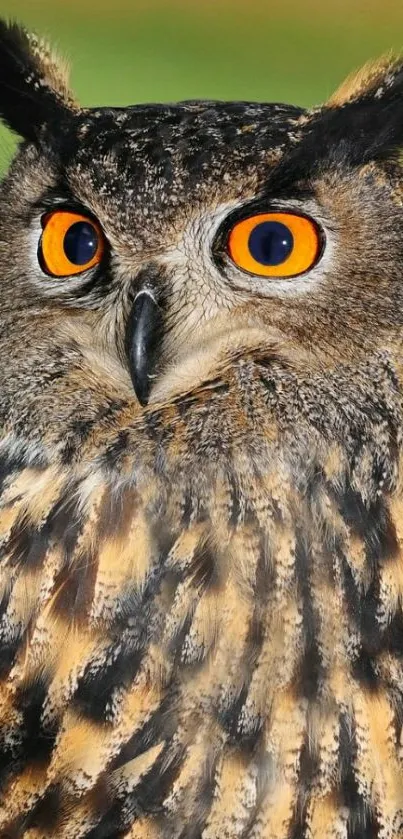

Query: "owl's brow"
<box><xmin>32</xmin><ymin>183</ymin><xmax>98</xmax><ymax>220</ymax></box>
<box><xmin>259</xmin><ymin>179</ymin><xmax>317</xmax><ymax>206</ymax></box>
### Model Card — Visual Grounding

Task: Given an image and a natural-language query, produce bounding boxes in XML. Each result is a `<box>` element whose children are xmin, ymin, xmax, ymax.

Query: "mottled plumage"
<box><xmin>0</xmin><ymin>19</ymin><xmax>403</xmax><ymax>838</ymax></box>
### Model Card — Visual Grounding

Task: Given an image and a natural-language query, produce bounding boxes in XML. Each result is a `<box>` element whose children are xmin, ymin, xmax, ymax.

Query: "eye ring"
<box><xmin>39</xmin><ymin>210</ymin><xmax>105</xmax><ymax>278</ymax></box>
<box><xmin>227</xmin><ymin>211</ymin><xmax>322</xmax><ymax>279</ymax></box>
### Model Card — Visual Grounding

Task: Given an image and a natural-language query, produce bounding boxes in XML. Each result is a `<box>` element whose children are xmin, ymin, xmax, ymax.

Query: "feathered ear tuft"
<box><xmin>320</xmin><ymin>53</ymin><xmax>403</xmax><ymax>165</ymax></box>
<box><xmin>328</xmin><ymin>53</ymin><xmax>403</xmax><ymax>107</ymax></box>
<box><xmin>0</xmin><ymin>19</ymin><xmax>78</xmax><ymax>143</ymax></box>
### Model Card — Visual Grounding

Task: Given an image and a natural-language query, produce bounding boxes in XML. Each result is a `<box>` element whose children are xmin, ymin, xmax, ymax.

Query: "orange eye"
<box><xmin>227</xmin><ymin>212</ymin><xmax>321</xmax><ymax>278</ymax></box>
<box><xmin>39</xmin><ymin>211</ymin><xmax>105</xmax><ymax>277</ymax></box>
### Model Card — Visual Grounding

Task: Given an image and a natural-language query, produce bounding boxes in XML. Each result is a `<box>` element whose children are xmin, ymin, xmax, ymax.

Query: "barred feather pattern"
<box><xmin>0</xmin><ymin>350</ymin><xmax>403</xmax><ymax>838</ymax></box>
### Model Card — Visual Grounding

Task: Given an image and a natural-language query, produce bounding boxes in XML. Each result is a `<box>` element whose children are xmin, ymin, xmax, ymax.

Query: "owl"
<box><xmin>1</xmin><ymin>16</ymin><xmax>403</xmax><ymax>839</ymax></box>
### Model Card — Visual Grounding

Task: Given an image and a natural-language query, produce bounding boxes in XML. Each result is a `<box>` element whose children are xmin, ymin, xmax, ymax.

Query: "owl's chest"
<box><xmin>0</xmin><ymin>445</ymin><xmax>402</xmax><ymax>838</ymax></box>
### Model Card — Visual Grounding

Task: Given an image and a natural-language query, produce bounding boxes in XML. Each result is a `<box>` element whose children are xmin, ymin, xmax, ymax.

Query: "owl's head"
<box><xmin>1</xmin><ymin>22</ymin><xmax>403</xmax><ymax>450</ymax></box>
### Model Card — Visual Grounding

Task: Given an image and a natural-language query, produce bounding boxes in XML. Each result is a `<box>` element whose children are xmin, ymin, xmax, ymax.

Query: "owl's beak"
<box><xmin>125</xmin><ymin>288</ymin><xmax>162</xmax><ymax>406</ymax></box>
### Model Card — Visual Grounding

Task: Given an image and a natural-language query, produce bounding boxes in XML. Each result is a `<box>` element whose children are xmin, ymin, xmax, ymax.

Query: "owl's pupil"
<box><xmin>248</xmin><ymin>220</ymin><xmax>293</xmax><ymax>266</ymax></box>
<box><xmin>63</xmin><ymin>221</ymin><xmax>98</xmax><ymax>265</ymax></box>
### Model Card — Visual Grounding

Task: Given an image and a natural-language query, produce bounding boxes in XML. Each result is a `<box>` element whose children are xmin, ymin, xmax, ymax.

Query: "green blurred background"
<box><xmin>0</xmin><ymin>0</ymin><xmax>402</xmax><ymax>168</ymax></box>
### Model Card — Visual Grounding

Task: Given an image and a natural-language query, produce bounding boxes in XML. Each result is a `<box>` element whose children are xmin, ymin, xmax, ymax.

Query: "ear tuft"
<box><xmin>328</xmin><ymin>53</ymin><xmax>403</xmax><ymax>107</ymax></box>
<box><xmin>25</xmin><ymin>30</ymin><xmax>78</xmax><ymax>110</ymax></box>
<box><xmin>0</xmin><ymin>19</ymin><xmax>78</xmax><ymax>143</ymax></box>
<box><xmin>319</xmin><ymin>52</ymin><xmax>403</xmax><ymax>165</ymax></box>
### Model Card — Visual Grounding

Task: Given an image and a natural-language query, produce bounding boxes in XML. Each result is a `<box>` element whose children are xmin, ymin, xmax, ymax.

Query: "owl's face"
<box><xmin>0</xmin><ymin>26</ymin><xmax>403</xmax><ymax>447</ymax></box>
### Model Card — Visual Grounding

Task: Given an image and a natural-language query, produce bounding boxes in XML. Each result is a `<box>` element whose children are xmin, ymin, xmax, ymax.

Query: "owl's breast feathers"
<box><xmin>0</xmin><ymin>351</ymin><xmax>402</xmax><ymax>838</ymax></box>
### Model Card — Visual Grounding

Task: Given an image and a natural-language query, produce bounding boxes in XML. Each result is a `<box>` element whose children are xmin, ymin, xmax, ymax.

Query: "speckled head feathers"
<box><xmin>1</xmin><ymin>19</ymin><xmax>403</xmax><ymax>839</ymax></box>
